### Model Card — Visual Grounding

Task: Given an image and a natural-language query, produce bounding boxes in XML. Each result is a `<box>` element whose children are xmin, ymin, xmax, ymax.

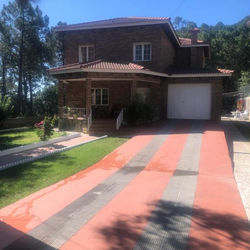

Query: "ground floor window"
<box><xmin>91</xmin><ymin>88</ymin><xmax>109</xmax><ymax>105</ymax></box>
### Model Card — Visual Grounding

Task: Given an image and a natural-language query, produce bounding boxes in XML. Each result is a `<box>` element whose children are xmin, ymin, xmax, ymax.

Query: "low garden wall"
<box><xmin>1</xmin><ymin>116</ymin><xmax>43</xmax><ymax>129</ymax></box>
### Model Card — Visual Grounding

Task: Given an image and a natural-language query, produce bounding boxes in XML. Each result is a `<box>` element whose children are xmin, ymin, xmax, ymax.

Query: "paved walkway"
<box><xmin>0</xmin><ymin>134</ymin><xmax>97</xmax><ymax>169</ymax></box>
<box><xmin>0</xmin><ymin>121</ymin><xmax>249</xmax><ymax>250</ymax></box>
<box><xmin>223</xmin><ymin>120</ymin><xmax>250</xmax><ymax>220</ymax></box>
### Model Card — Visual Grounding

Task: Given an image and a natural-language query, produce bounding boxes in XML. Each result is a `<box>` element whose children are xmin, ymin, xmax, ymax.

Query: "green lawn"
<box><xmin>0</xmin><ymin>128</ymin><xmax>66</xmax><ymax>151</ymax></box>
<box><xmin>0</xmin><ymin>137</ymin><xmax>127</xmax><ymax>208</ymax></box>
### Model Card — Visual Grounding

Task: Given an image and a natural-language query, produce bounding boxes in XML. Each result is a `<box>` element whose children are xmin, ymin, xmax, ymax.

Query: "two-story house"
<box><xmin>49</xmin><ymin>17</ymin><xmax>232</xmax><ymax>132</ymax></box>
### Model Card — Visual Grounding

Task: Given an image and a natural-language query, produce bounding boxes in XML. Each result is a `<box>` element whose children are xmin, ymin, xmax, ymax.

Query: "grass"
<box><xmin>0</xmin><ymin>128</ymin><xmax>66</xmax><ymax>151</ymax></box>
<box><xmin>0</xmin><ymin>137</ymin><xmax>128</xmax><ymax>208</ymax></box>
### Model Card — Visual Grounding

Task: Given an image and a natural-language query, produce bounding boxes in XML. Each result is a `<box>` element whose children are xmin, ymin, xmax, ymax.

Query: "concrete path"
<box><xmin>223</xmin><ymin>120</ymin><xmax>250</xmax><ymax>220</ymax></box>
<box><xmin>0</xmin><ymin>120</ymin><xmax>249</xmax><ymax>250</ymax></box>
<box><xmin>0</xmin><ymin>134</ymin><xmax>98</xmax><ymax>170</ymax></box>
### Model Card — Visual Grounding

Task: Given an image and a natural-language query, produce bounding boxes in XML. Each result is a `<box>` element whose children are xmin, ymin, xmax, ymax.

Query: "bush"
<box><xmin>0</xmin><ymin>95</ymin><xmax>13</xmax><ymax>127</ymax></box>
<box><xmin>125</xmin><ymin>93</ymin><xmax>158</xmax><ymax>124</ymax></box>
<box><xmin>36</xmin><ymin>115</ymin><xmax>57</xmax><ymax>141</ymax></box>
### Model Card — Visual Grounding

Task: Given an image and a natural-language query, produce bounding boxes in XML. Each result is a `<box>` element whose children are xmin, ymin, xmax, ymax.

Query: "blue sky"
<box><xmin>1</xmin><ymin>0</ymin><xmax>250</xmax><ymax>27</ymax></box>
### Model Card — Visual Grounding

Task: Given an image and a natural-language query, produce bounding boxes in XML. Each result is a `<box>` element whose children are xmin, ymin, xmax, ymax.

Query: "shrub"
<box><xmin>125</xmin><ymin>93</ymin><xmax>158</xmax><ymax>124</ymax></box>
<box><xmin>0</xmin><ymin>95</ymin><xmax>13</xmax><ymax>127</ymax></box>
<box><xmin>36</xmin><ymin>115</ymin><xmax>57</xmax><ymax>141</ymax></box>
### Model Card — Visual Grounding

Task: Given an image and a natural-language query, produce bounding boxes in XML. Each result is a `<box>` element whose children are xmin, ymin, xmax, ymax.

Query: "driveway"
<box><xmin>0</xmin><ymin>120</ymin><xmax>249</xmax><ymax>250</ymax></box>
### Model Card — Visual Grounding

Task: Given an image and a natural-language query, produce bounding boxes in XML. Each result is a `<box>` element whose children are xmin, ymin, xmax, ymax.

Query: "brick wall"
<box><xmin>63</xmin><ymin>25</ymin><xmax>175</xmax><ymax>72</ymax></box>
<box><xmin>58</xmin><ymin>81</ymin><xmax>86</xmax><ymax>108</ymax></box>
<box><xmin>175</xmin><ymin>47</ymin><xmax>205</xmax><ymax>68</ymax></box>
<box><xmin>59</xmin><ymin>76</ymin><xmax>223</xmax><ymax>121</ymax></box>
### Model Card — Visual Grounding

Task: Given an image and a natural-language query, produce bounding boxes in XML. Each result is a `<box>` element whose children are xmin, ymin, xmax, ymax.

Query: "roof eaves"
<box><xmin>54</xmin><ymin>19</ymin><xmax>170</xmax><ymax>32</ymax></box>
<box><xmin>49</xmin><ymin>68</ymin><xmax>232</xmax><ymax>78</ymax></box>
<box><xmin>180</xmin><ymin>44</ymin><xmax>210</xmax><ymax>48</ymax></box>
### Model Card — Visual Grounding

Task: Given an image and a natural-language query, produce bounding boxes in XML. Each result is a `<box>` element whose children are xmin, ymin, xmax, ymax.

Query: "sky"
<box><xmin>0</xmin><ymin>0</ymin><xmax>250</xmax><ymax>27</ymax></box>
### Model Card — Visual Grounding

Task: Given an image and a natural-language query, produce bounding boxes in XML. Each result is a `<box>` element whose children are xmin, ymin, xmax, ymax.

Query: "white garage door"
<box><xmin>168</xmin><ymin>84</ymin><xmax>211</xmax><ymax>120</ymax></box>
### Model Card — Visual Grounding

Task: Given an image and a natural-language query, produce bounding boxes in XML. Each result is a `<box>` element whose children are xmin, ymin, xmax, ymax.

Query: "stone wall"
<box><xmin>1</xmin><ymin>116</ymin><xmax>43</xmax><ymax>129</ymax></box>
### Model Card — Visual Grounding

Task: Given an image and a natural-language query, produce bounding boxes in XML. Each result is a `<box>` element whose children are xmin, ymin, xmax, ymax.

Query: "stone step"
<box><xmin>90</xmin><ymin>124</ymin><xmax>116</xmax><ymax>129</ymax></box>
<box><xmin>92</xmin><ymin>119</ymin><xmax>116</xmax><ymax>125</ymax></box>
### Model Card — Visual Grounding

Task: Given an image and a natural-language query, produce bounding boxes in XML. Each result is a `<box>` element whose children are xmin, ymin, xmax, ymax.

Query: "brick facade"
<box><xmin>64</xmin><ymin>25</ymin><xmax>177</xmax><ymax>72</ymax></box>
<box><xmin>55</xmin><ymin>21</ymin><xmax>227</xmax><ymax>130</ymax></box>
<box><xmin>58</xmin><ymin>74</ymin><xmax>223</xmax><ymax>123</ymax></box>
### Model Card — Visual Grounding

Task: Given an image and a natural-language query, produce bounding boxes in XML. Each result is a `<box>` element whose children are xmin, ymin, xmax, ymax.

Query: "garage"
<box><xmin>167</xmin><ymin>83</ymin><xmax>211</xmax><ymax>120</ymax></box>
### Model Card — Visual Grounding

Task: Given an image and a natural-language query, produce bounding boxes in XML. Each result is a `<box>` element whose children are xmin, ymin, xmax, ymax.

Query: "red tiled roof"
<box><xmin>179</xmin><ymin>37</ymin><xmax>204</xmax><ymax>45</ymax></box>
<box><xmin>49</xmin><ymin>60</ymin><xmax>145</xmax><ymax>73</ymax></box>
<box><xmin>54</xmin><ymin>17</ymin><xmax>170</xmax><ymax>32</ymax></box>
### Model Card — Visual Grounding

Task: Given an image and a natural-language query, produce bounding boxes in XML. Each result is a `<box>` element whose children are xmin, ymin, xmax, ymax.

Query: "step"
<box><xmin>92</xmin><ymin>120</ymin><xmax>115</xmax><ymax>125</ymax></box>
<box><xmin>91</xmin><ymin>124</ymin><xmax>116</xmax><ymax>129</ymax></box>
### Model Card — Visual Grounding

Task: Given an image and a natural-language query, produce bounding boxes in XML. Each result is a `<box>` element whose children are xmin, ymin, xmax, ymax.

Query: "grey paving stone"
<box><xmin>134</xmin><ymin>121</ymin><xmax>203</xmax><ymax>250</ymax></box>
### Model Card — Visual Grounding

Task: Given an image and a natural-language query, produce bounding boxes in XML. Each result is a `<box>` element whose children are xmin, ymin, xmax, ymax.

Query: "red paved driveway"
<box><xmin>0</xmin><ymin>121</ymin><xmax>249</xmax><ymax>250</ymax></box>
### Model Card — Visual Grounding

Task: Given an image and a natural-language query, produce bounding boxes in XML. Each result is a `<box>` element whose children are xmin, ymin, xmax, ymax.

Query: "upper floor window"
<box><xmin>79</xmin><ymin>45</ymin><xmax>95</xmax><ymax>63</ymax></box>
<box><xmin>133</xmin><ymin>43</ymin><xmax>152</xmax><ymax>62</ymax></box>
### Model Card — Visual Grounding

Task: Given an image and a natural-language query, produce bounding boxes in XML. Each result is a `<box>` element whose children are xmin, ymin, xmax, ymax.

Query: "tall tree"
<box><xmin>0</xmin><ymin>0</ymin><xmax>53</xmax><ymax>115</ymax></box>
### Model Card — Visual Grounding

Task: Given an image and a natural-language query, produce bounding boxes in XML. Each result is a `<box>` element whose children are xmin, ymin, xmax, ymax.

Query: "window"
<box><xmin>79</xmin><ymin>45</ymin><xmax>95</xmax><ymax>63</ymax></box>
<box><xmin>91</xmin><ymin>88</ymin><xmax>109</xmax><ymax>105</ymax></box>
<box><xmin>133</xmin><ymin>43</ymin><xmax>152</xmax><ymax>61</ymax></box>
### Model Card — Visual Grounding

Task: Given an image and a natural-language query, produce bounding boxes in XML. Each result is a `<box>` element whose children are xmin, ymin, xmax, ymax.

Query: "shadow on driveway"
<box><xmin>98</xmin><ymin>200</ymin><xmax>250</xmax><ymax>250</ymax></box>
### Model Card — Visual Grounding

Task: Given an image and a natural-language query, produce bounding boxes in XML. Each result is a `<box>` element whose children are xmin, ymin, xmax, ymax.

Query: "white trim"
<box><xmin>50</xmin><ymin>67</ymin><xmax>232</xmax><ymax>78</ymax></box>
<box><xmin>167</xmin><ymin>21</ymin><xmax>181</xmax><ymax>46</ymax></box>
<box><xmin>79</xmin><ymin>45</ymin><xmax>95</xmax><ymax>63</ymax></box>
<box><xmin>54</xmin><ymin>20</ymin><xmax>170</xmax><ymax>32</ymax></box>
<box><xmin>61</xmin><ymin>77</ymin><xmax>161</xmax><ymax>83</ymax></box>
<box><xmin>167</xmin><ymin>73</ymin><xmax>231</xmax><ymax>77</ymax></box>
<box><xmin>133</xmin><ymin>42</ymin><xmax>152</xmax><ymax>62</ymax></box>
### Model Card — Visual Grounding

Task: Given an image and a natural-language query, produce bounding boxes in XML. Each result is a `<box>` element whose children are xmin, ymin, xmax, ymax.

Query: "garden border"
<box><xmin>0</xmin><ymin>133</ymin><xmax>81</xmax><ymax>157</ymax></box>
<box><xmin>0</xmin><ymin>135</ymin><xmax>107</xmax><ymax>171</ymax></box>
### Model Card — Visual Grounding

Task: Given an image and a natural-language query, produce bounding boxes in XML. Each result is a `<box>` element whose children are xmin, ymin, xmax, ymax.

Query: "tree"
<box><xmin>238</xmin><ymin>71</ymin><xmax>250</xmax><ymax>88</ymax></box>
<box><xmin>0</xmin><ymin>0</ymin><xmax>54</xmax><ymax>115</ymax></box>
<box><xmin>0</xmin><ymin>94</ymin><xmax>13</xmax><ymax>126</ymax></box>
<box><xmin>33</xmin><ymin>85</ymin><xmax>58</xmax><ymax>116</ymax></box>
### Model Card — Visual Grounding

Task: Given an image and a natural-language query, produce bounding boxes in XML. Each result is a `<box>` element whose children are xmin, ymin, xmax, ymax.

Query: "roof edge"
<box><xmin>49</xmin><ymin>68</ymin><xmax>232</xmax><ymax>78</ymax></box>
<box><xmin>54</xmin><ymin>19</ymin><xmax>170</xmax><ymax>32</ymax></box>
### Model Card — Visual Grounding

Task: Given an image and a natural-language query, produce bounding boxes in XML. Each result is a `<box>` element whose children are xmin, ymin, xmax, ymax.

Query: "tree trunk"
<box><xmin>23</xmin><ymin>78</ymin><xmax>28</xmax><ymax>114</ymax></box>
<box><xmin>17</xmin><ymin>7</ymin><xmax>25</xmax><ymax>115</ymax></box>
<box><xmin>28</xmin><ymin>76</ymin><xmax>33</xmax><ymax>114</ymax></box>
<box><xmin>1</xmin><ymin>56</ymin><xmax>6</xmax><ymax>96</ymax></box>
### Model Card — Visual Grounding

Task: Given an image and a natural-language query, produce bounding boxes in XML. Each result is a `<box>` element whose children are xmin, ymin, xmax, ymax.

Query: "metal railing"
<box><xmin>116</xmin><ymin>108</ymin><xmax>124</xmax><ymax>130</ymax></box>
<box><xmin>59</xmin><ymin>107</ymin><xmax>87</xmax><ymax>119</ymax></box>
<box><xmin>87</xmin><ymin>109</ymin><xmax>92</xmax><ymax>131</ymax></box>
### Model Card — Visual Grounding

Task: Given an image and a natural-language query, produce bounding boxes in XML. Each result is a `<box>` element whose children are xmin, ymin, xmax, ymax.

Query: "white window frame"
<box><xmin>91</xmin><ymin>88</ymin><xmax>109</xmax><ymax>106</ymax></box>
<box><xmin>79</xmin><ymin>45</ymin><xmax>95</xmax><ymax>63</ymax></box>
<box><xmin>133</xmin><ymin>42</ymin><xmax>152</xmax><ymax>62</ymax></box>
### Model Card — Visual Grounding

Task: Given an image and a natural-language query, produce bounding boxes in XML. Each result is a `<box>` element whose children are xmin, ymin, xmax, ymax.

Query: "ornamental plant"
<box><xmin>35</xmin><ymin>115</ymin><xmax>57</xmax><ymax>141</ymax></box>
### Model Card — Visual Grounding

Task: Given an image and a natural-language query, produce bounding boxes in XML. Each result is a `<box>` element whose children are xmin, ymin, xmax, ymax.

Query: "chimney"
<box><xmin>189</xmin><ymin>28</ymin><xmax>200</xmax><ymax>44</ymax></box>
